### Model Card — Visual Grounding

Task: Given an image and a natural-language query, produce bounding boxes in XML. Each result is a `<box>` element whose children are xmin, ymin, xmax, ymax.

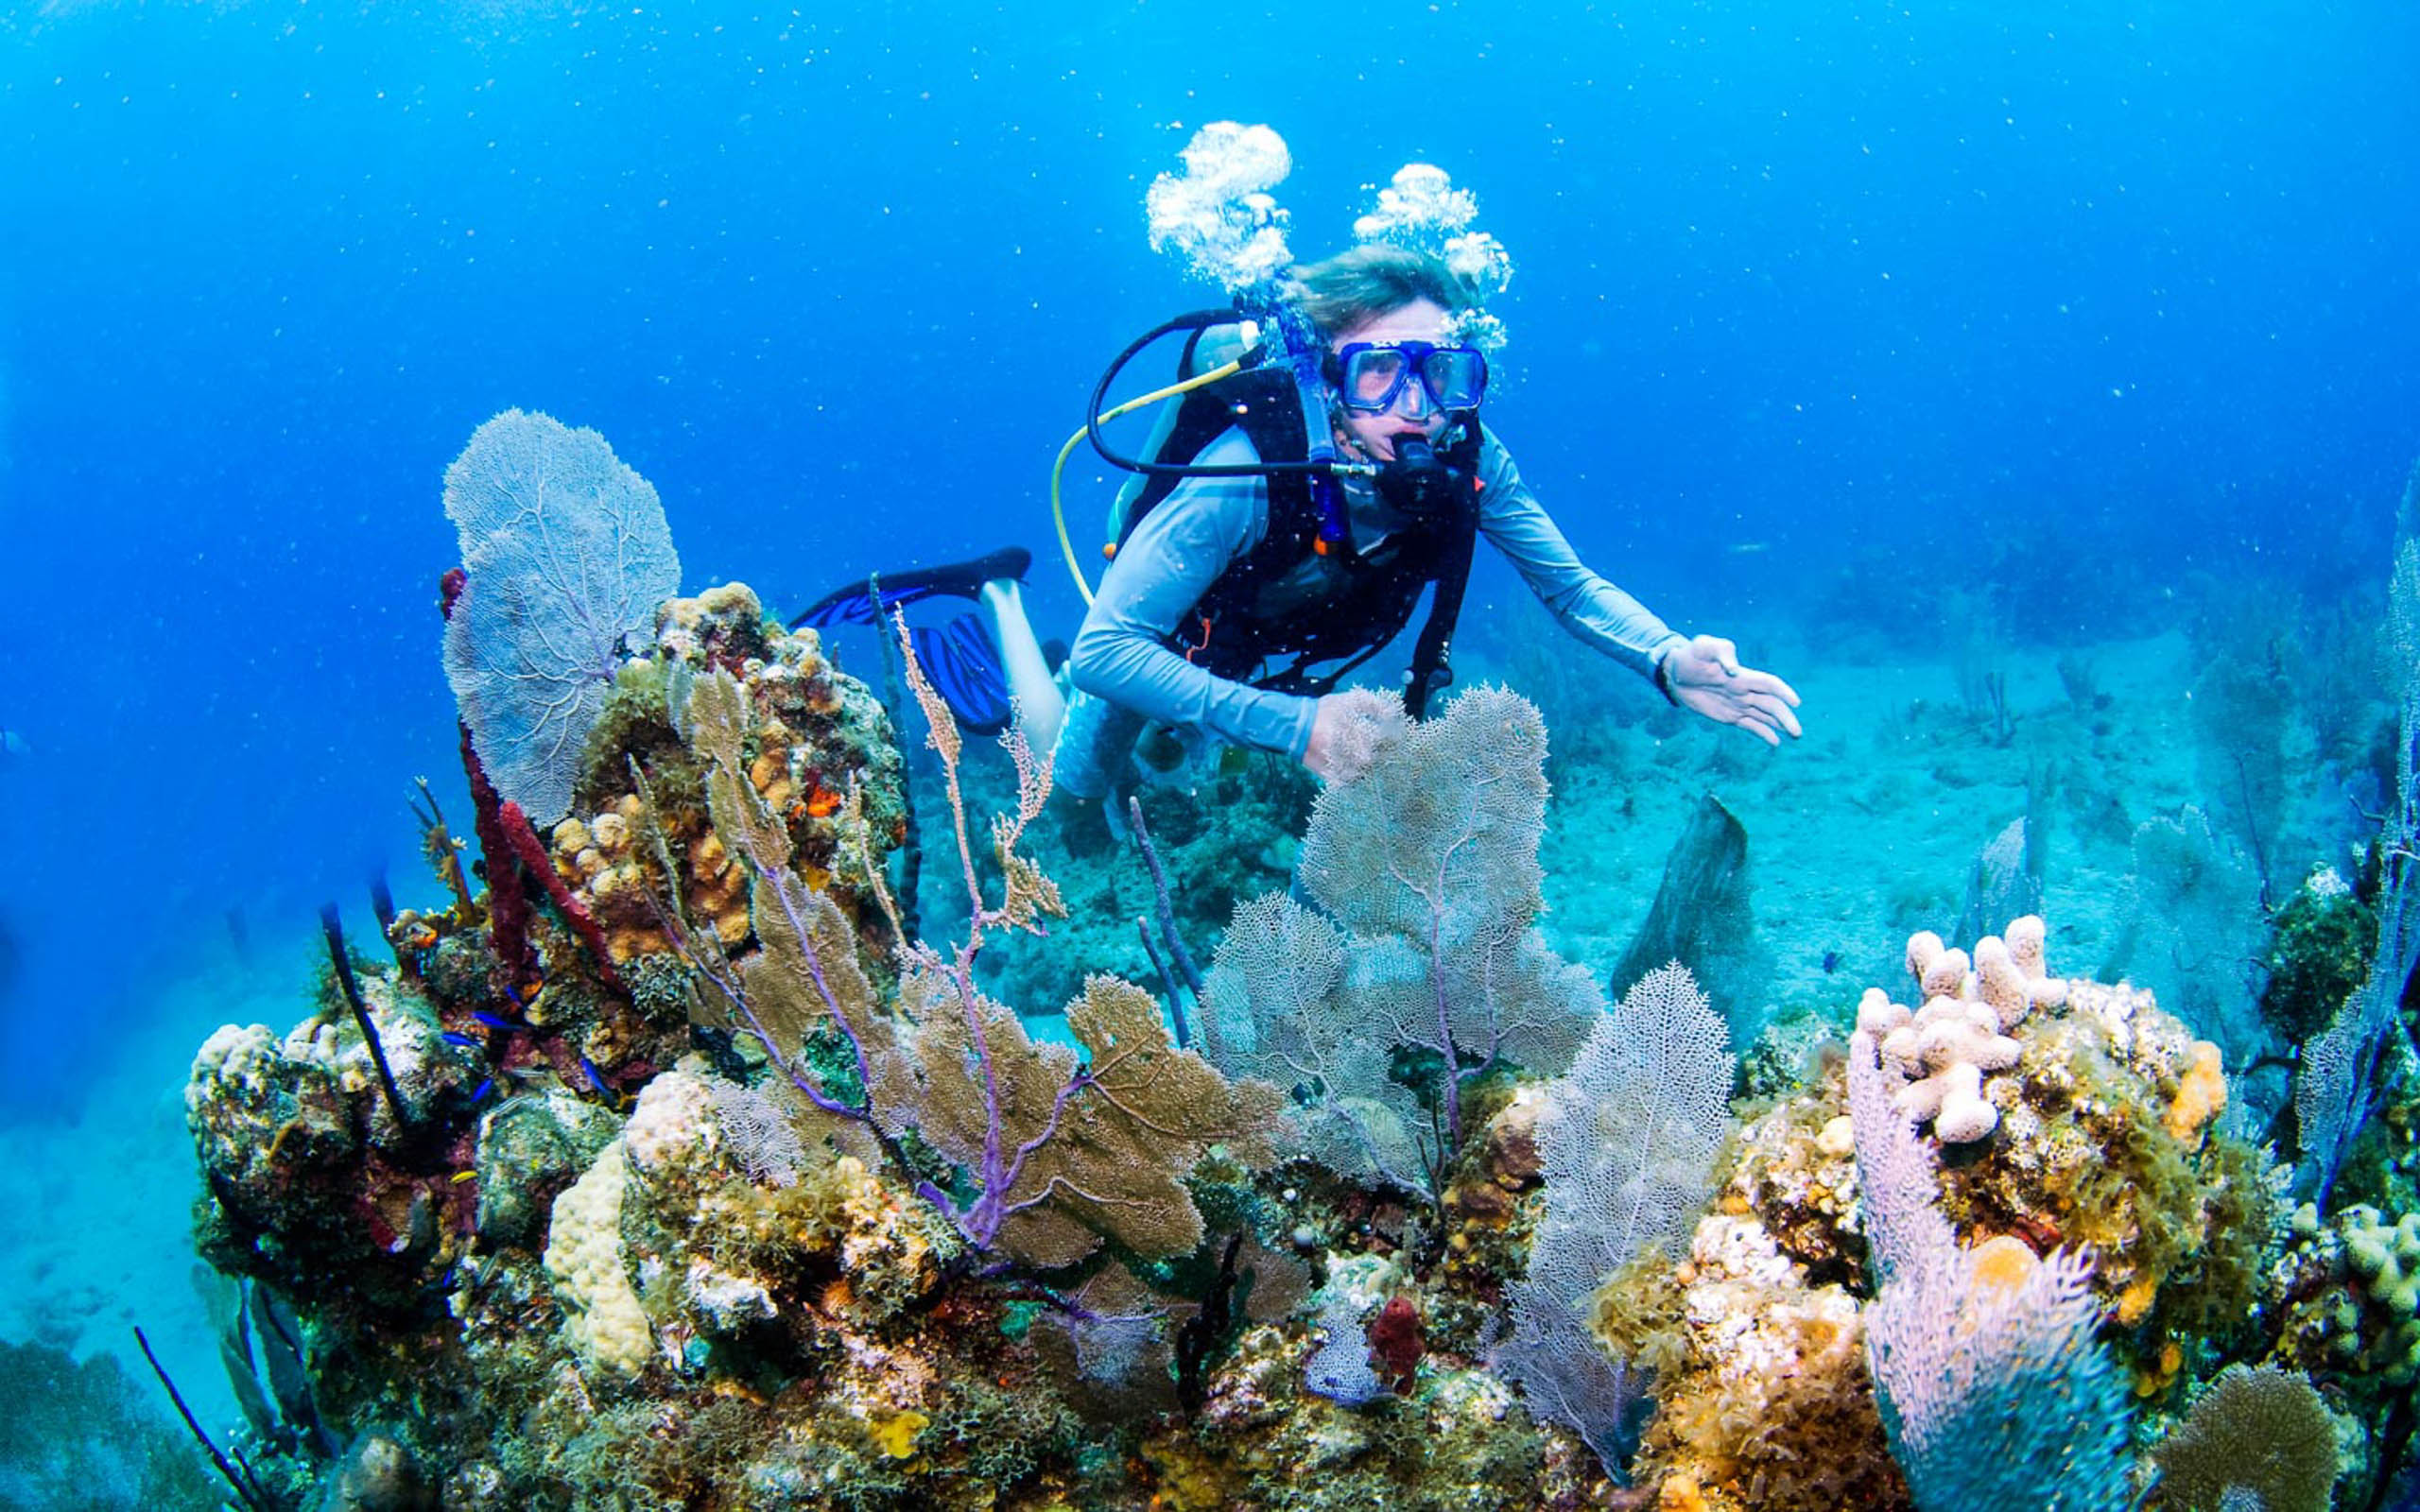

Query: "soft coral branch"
<box><xmin>675</xmin><ymin>631</ymin><xmax>1274</xmax><ymax>1271</ymax></box>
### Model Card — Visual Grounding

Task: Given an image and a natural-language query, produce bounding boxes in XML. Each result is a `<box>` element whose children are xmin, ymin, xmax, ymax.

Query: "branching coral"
<box><xmin>1856</xmin><ymin>918</ymin><xmax>2064</xmax><ymax>1144</ymax></box>
<box><xmin>674</xmin><ymin>630</ymin><xmax>1279</xmax><ymax>1269</ymax></box>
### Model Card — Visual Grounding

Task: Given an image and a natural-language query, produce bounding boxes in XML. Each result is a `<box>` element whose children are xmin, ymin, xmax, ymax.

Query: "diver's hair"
<box><xmin>1283</xmin><ymin>245</ymin><xmax>1477</xmax><ymax>341</ymax></box>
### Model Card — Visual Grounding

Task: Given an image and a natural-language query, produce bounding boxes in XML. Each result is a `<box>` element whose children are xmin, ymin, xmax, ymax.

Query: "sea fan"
<box><xmin>441</xmin><ymin>408</ymin><xmax>680</xmax><ymax>829</ymax></box>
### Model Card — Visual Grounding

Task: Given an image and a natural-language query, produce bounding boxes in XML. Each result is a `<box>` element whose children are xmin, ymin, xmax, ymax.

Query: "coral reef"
<box><xmin>1139</xmin><ymin>1324</ymin><xmax>1550</xmax><ymax>1512</ymax></box>
<box><xmin>167</xmin><ymin>426</ymin><xmax>2418</xmax><ymax>1508</ymax></box>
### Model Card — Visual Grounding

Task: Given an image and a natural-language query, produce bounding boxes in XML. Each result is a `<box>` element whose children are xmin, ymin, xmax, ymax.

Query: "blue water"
<box><xmin>2</xmin><ymin>0</ymin><xmax>2414</xmax><ymax>1112</ymax></box>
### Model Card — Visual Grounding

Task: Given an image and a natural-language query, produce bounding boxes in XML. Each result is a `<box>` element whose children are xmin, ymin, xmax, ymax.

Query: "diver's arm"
<box><xmin>1473</xmin><ymin>429</ymin><xmax>1804</xmax><ymax>743</ymax></box>
<box><xmin>1471</xmin><ymin>428</ymin><xmax>1685</xmax><ymax>679</ymax></box>
<box><xmin>1065</xmin><ymin>434</ymin><xmax>1319</xmax><ymax>760</ymax></box>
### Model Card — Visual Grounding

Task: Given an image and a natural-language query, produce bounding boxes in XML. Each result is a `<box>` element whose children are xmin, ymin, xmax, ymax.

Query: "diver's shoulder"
<box><xmin>1472</xmin><ymin>422</ymin><xmax>1526</xmax><ymax>485</ymax></box>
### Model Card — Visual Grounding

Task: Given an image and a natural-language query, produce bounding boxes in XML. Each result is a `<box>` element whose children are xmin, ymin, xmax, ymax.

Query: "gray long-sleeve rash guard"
<box><xmin>1065</xmin><ymin>424</ymin><xmax>1685</xmax><ymax>763</ymax></box>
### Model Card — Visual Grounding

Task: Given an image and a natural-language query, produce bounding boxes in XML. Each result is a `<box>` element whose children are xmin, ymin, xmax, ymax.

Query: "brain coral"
<box><xmin>544</xmin><ymin>1137</ymin><xmax>653</xmax><ymax>1377</ymax></box>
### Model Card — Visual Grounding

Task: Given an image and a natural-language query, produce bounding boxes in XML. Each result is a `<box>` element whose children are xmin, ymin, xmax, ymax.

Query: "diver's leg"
<box><xmin>1045</xmin><ymin>691</ymin><xmax>1146</xmax><ymax>854</ymax></box>
<box><xmin>977</xmin><ymin>576</ymin><xmax>1065</xmax><ymax>752</ymax></box>
<box><xmin>1050</xmin><ymin>692</ymin><xmax>1146</xmax><ymax>804</ymax></box>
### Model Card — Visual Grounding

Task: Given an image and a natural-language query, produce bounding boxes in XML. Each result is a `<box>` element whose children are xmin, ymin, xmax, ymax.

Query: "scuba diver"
<box><xmin>799</xmin><ymin>242</ymin><xmax>1800</xmax><ymax>819</ymax></box>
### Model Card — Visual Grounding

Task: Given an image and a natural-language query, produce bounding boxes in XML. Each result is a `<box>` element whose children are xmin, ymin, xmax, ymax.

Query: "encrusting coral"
<box><xmin>543</xmin><ymin>1136</ymin><xmax>651</xmax><ymax>1376</ymax></box>
<box><xmin>1611</xmin><ymin>1213</ymin><xmax>1908</xmax><ymax>1512</ymax></box>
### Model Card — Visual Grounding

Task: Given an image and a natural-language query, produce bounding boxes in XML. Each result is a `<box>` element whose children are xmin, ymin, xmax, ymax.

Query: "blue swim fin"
<box><xmin>911</xmin><ymin>613</ymin><xmax>1013</xmax><ymax>736</ymax></box>
<box><xmin>790</xmin><ymin>546</ymin><xmax>1032</xmax><ymax>629</ymax></box>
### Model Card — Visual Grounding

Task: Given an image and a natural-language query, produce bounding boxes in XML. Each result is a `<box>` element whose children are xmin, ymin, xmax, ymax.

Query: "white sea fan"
<box><xmin>1495</xmin><ymin>961</ymin><xmax>1732</xmax><ymax>1472</ymax></box>
<box><xmin>441</xmin><ymin>408</ymin><xmax>680</xmax><ymax>830</ymax></box>
<box><xmin>1145</xmin><ymin>122</ymin><xmax>1294</xmax><ymax>292</ymax></box>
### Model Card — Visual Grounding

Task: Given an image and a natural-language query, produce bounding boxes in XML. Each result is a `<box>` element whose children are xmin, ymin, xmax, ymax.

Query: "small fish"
<box><xmin>449</xmin><ymin>1170</ymin><xmax>478</xmax><ymax>1185</ymax></box>
<box><xmin>0</xmin><ymin>729</ymin><xmax>26</xmax><ymax>760</ymax></box>
<box><xmin>469</xmin><ymin>1078</ymin><xmax>495</xmax><ymax>1104</ymax></box>
<box><xmin>470</xmin><ymin>1010</ymin><xmax>519</xmax><ymax>1032</ymax></box>
<box><xmin>1726</xmin><ymin>541</ymin><xmax>1771</xmax><ymax>556</ymax></box>
<box><xmin>579</xmin><ymin>1057</ymin><xmax>610</xmax><ymax>1094</ymax></box>
<box><xmin>441</xmin><ymin>1031</ymin><xmax>484</xmax><ymax>1049</ymax></box>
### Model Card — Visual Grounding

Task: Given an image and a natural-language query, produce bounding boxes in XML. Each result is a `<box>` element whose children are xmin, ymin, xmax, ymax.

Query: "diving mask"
<box><xmin>1326</xmin><ymin>339</ymin><xmax>1488</xmax><ymax>414</ymax></box>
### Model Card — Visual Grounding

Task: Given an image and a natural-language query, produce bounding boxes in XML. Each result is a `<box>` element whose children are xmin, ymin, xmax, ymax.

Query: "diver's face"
<box><xmin>1331</xmin><ymin>298</ymin><xmax>1453</xmax><ymax>464</ymax></box>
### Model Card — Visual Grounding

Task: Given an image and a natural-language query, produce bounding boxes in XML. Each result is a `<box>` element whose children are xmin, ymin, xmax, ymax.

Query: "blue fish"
<box><xmin>0</xmin><ymin>729</ymin><xmax>26</xmax><ymax>760</ymax></box>
<box><xmin>470</xmin><ymin>1010</ymin><xmax>518</xmax><ymax>1032</ymax></box>
<box><xmin>441</xmin><ymin>1031</ymin><xmax>485</xmax><ymax>1049</ymax></box>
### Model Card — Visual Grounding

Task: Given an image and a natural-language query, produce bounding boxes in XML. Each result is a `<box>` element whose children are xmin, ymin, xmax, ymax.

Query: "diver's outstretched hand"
<box><xmin>1661</xmin><ymin>634</ymin><xmax>1803</xmax><ymax>747</ymax></box>
<box><xmin>1303</xmin><ymin>689</ymin><xmax>1410</xmax><ymax>783</ymax></box>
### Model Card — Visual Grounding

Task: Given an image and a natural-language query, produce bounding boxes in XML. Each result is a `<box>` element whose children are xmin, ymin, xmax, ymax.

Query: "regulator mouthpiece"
<box><xmin>1376</xmin><ymin>437</ymin><xmax>1464</xmax><ymax>520</ymax></box>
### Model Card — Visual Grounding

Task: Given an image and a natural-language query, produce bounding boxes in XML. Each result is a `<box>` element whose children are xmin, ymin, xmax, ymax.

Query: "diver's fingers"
<box><xmin>1732</xmin><ymin>666</ymin><xmax>1802</xmax><ymax>707</ymax></box>
<box><xmin>1735</xmin><ymin>709</ymin><xmax>1784</xmax><ymax>747</ymax></box>
<box><xmin>1732</xmin><ymin>690</ymin><xmax>1802</xmax><ymax>742</ymax></box>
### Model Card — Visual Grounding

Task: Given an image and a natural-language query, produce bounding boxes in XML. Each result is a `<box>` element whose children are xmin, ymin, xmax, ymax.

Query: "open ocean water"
<box><xmin>3</xmin><ymin>0</ymin><xmax>2418</xmax><ymax>1506</ymax></box>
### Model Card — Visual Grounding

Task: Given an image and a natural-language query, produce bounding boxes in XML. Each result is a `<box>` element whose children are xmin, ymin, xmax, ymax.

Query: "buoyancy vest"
<box><xmin>1112</xmin><ymin>344</ymin><xmax>1483</xmax><ymax>714</ymax></box>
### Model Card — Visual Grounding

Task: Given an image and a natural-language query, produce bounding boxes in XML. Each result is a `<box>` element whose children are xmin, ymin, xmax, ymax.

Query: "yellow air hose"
<box><xmin>1050</xmin><ymin>355</ymin><xmax>1247</xmax><ymax>606</ymax></box>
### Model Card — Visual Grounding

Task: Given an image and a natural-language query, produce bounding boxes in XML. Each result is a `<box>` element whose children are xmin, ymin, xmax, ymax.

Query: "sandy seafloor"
<box><xmin>0</xmin><ymin>583</ymin><xmax>2372</xmax><ymax>1466</ymax></box>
